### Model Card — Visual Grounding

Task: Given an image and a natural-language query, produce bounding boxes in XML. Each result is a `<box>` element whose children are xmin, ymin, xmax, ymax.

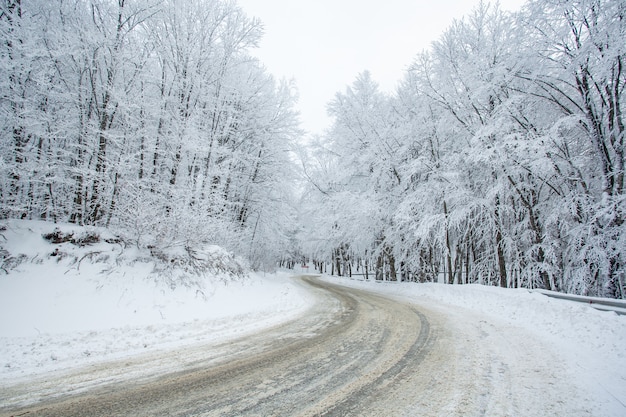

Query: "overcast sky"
<box><xmin>236</xmin><ymin>0</ymin><xmax>527</xmax><ymax>136</ymax></box>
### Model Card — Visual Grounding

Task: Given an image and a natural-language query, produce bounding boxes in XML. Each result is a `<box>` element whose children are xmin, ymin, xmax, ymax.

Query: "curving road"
<box><xmin>0</xmin><ymin>276</ymin><xmax>591</xmax><ymax>416</ymax></box>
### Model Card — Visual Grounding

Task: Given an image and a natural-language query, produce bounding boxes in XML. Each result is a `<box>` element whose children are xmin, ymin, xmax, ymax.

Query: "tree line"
<box><xmin>2</xmin><ymin>0</ymin><xmax>624</xmax><ymax>298</ymax></box>
<box><xmin>299</xmin><ymin>0</ymin><xmax>625</xmax><ymax>298</ymax></box>
<box><xmin>0</xmin><ymin>0</ymin><xmax>301</xmax><ymax>268</ymax></box>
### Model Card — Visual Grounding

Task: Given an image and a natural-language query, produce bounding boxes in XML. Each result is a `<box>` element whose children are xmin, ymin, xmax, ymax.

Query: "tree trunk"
<box><xmin>334</xmin><ymin>249</ymin><xmax>342</xmax><ymax>277</ymax></box>
<box><xmin>387</xmin><ymin>248</ymin><xmax>397</xmax><ymax>281</ymax></box>
<box><xmin>494</xmin><ymin>195</ymin><xmax>508</xmax><ymax>288</ymax></box>
<box><xmin>443</xmin><ymin>200</ymin><xmax>453</xmax><ymax>284</ymax></box>
<box><xmin>375</xmin><ymin>254</ymin><xmax>383</xmax><ymax>281</ymax></box>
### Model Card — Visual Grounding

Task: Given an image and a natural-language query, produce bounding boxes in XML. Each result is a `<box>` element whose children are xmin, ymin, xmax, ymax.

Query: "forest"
<box><xmin>1</xmin><ymin>0</ymin><xmax>625</xmax><ymax>298</ymax></box>
<box><xmin>0</xmin><ymin>0</ymin><xmax>302</xmax><ymax>269</ymax></box>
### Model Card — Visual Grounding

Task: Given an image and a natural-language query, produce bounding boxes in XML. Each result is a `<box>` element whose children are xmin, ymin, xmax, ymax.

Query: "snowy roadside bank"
<box><xmin>321</xmin><ymin>275</ymin><xmax>626</xmax><ymax>417</ymax></box>
<box><xmin>0</xmin><ymin>220</ymin><xmax>315</xmax><ymax>383</ymax></box>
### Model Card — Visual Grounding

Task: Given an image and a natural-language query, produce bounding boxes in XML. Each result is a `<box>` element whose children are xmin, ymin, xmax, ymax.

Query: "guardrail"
<box><xmin>532</xmin><ymin>289</ymin><xmax>626</xmax><ymax>315</ymax></box>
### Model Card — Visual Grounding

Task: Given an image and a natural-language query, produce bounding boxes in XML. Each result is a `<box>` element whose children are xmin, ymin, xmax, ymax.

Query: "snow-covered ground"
<box><xmin>0</xmin><ymin>220</ymin><xmax>314</xmax><ymax>383</ymax></box>
<box><xmin>1</xmin><ymin>219</ymin><xmax>625</xmax><ymax>416</ymax></box>
<box><xmin>322</xmin><ymin>275</ymin><xmax>626</xmax><ymax>417</ymax></box>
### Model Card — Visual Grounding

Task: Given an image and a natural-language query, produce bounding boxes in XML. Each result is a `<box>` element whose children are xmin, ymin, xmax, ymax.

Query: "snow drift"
<box><xmin>0</xmin><ymin>219</ymin><xmax>313</xmax><ymax>380</ymax></box>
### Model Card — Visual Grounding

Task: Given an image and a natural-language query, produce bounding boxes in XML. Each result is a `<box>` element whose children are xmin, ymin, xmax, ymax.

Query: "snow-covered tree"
<box><xmin>300</xmin><ymin>0</ymin><xmax>625</xmax><ymax>298</ymax></box>
<box><xmin>0</xmin><ymin>0</ymin><xmax>301</xmax><ymax>269</ymax></box>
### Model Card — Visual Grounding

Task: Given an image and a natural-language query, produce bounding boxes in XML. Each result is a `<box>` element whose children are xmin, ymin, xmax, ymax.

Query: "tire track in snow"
<box><xmin>0</xmin><ymin>276</ymin><xmax>592</xmax><ymax>416</ymax></box>
<box><xmin>0</xmin><ymin>277</ymin><xmax>433</xmax><ymax>416</ymax></box>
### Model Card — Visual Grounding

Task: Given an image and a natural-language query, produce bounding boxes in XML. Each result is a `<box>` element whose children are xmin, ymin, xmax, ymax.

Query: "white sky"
<box><xmin>236</xmin><ymin>0</ymin><xmax>527</xmax><ymax>136</ymax></box>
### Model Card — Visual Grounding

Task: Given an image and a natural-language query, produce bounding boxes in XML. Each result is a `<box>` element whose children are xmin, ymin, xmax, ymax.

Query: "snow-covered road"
<box><xmin>3</xmin><ymin>275</ymin><xmax>620</xmax><ymax>416</ymax></box>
